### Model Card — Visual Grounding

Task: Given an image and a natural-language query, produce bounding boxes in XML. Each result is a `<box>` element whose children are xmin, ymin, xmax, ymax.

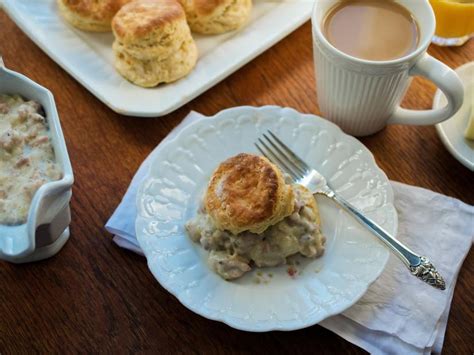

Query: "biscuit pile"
<box><xmin>57</xmin><ymin>0</ymin><xmax>253</xmax><ymax>87</ymax></box>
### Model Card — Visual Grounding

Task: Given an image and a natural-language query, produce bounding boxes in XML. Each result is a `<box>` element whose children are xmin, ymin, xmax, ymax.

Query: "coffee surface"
<box><xmin>323</xmin><ymin>0</ymin><xmax>419</xmax><ymax>61</ymax></box>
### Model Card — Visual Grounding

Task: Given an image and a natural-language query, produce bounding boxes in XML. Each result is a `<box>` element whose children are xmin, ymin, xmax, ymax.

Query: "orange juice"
<box><xmin>429</xmin><ymin>0</ymin><xmax>474</xmax><ymax>39</ymax></box>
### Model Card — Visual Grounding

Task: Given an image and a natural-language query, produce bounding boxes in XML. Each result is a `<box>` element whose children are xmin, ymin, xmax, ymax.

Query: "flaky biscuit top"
<box><xmin>60</xmin><ymin>0</ymin><xmax>129</xmax><ymax>21</ymax></box>
<box><xmin>192</xmin><ymin>0</ymin><xmax>226</xmax><ymax>16</ymax></box>
<box><xmin>112</xmin><ymin>0</ymin><xmax>185</xmax><ymax>43</ymax></box>
<box><xmin>205</xmin><ymin>153</ymin><xmax>294</xmax><ymax>235</ymax></box>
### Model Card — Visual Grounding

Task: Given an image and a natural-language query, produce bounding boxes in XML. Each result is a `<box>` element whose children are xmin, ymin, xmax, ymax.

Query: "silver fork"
<box><xmin>255</xmin><ymin>131</ymin><xmax>446</xmax><ymax>290</ymax></box>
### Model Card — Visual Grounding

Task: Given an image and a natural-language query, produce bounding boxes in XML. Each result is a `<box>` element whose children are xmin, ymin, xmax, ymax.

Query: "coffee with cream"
<box><xmin>323</xmin><ymin>0</ymin><xmax>419</xmax><ymax>61</ymax></box>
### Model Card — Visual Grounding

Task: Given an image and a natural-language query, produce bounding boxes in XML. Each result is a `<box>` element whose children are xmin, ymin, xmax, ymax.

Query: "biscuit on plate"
<box><xmin>112</xmin><ymin>0</ymin><xmax>198</xmax><ymax>87</ymax></box>
<box><xmin>205</xmin><ymin>153</ymin><xmax>294</xmax><ymax>235</ymax></box>
<box><xmin>57</xmin><ymin>0</ymin><xmax>129</xmax><ymax>32</ymax></box>
<box><xmin>179</xmin><ymin>0</ymin><xmax>252</xmax><ymax>34</ymax></box>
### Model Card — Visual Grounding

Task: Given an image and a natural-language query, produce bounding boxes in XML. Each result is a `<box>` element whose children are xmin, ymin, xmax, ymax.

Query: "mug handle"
<box><xmin>388</xmin><ymin>53</ymin><xmax>464</xmax><ymax>125</ymax></box>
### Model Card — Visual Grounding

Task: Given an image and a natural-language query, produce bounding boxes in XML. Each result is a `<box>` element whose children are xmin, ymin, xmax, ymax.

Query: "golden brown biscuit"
<box><xmin>112</xmin><ymin>0</ymin><xmax>185</xmax><ymax>44</ymax></box>
<box><xmin>57</xmin><ymin>0</ymin><xmax>130</xmax><ymax>32</ymax></box>
<box><xmin>179</xmin><ymin>0</ymin><xmax>252</xmax><ymax>34</ymax></box>
<box><xmin>112</xmin><ymin>0</ymin><xmax>198</xmax><ymax>87</ymax></box>
<box><xmin>205</xmin><ymin>153</ymin><xmax>294</xmax><ymax>235</ymax></box>
<box><xmin>113</xmin><ymin>36</ymin><xmax>198</xmax><ymax>87</ymax></box>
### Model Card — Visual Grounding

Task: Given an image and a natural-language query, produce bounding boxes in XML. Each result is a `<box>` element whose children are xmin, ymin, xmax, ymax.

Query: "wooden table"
<box><xmin>1</xmin><ymin>10</ymin><xmax>473</xmax><ymax>354</ymax></box>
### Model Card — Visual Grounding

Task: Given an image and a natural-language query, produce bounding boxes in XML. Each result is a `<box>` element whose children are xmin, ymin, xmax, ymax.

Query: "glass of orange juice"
<box><xmin>429</xmin><ymin>0</ymin><xmax>474</xmax><ymax>46</ymax></box>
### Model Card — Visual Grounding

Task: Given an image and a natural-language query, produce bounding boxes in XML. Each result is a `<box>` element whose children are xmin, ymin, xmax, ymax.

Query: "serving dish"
<box><xmin>2</xmin><ymin>0</ymin><xmax>312</xmax><ymax>117</ymax></box>
<box><xmin>135</xmin><ymin>106</ymin><xmax>398</xmax><ymax>331</ymax></box>
<box><xmin>434</xmin><ymin>61</ymin><xmax>474</xmax><ymax>171</ymax></box>
<box><xmin>0</xmin><ymin>58</ymin><xmax>74</xmax><ymax>263</ymax></box>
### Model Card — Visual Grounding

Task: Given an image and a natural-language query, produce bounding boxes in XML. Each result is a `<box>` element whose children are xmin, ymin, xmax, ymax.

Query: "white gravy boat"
<box><xmin>0</xmin><ymin>57</ymin><xmax>74</xmax><ymax>263</ymax></box>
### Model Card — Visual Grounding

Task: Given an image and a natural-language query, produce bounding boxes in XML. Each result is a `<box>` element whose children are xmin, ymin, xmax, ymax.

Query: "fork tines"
<box><xmin>254</xmin><ymin>130</ymin><xmax>309</xmax><ymax>181</ymax></box>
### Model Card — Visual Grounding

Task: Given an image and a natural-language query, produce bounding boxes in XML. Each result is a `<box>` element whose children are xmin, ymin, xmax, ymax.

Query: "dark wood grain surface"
<box><xmin>0</xmin><ymin>10</ymin><xmax>473</xmax><ymax>354</ymax></box>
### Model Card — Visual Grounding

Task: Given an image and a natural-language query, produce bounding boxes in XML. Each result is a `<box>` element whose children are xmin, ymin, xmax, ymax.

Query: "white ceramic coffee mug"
<box><xmin>312</xmin><ymin>0</ymin><xmax>464</xmax><ymax>136</ymax></box>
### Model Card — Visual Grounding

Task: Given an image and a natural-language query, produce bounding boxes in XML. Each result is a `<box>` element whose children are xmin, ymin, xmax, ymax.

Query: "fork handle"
<box><xmin>322</xmin><ymin>190</ymin><xmax>446</xmax><ymax>290</ymax></box>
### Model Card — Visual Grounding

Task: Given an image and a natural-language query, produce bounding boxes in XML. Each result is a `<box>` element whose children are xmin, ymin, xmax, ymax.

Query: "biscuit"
<box><xmin>179</xmin><ymin>0</ymin><xmax>252</xmax><ymax>34</ymax></box>
<box><xmin>112</xmin><ymin>0</ymin><xmax>198</xmax><ymax>87</ymax></box>
<box><xmin>113</xmin><ymin>37</ymin><xmax>198</xmax><ymax>87</ymax></box>
<box><xmin>205</xmin><ymin>153</ymin><xmax>294</xmax><ymax>235</ymax></box>
<box><xmin>57</xmin><ymin>0</ymin><xmax>129</xmax><ymax>32</ymax></box>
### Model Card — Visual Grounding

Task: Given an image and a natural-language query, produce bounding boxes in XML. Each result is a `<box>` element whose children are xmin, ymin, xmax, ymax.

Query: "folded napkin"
<box><xmin>106</xmin><ymin>111</ymin><xmax>473</xmax><ymax>355</ymax></box>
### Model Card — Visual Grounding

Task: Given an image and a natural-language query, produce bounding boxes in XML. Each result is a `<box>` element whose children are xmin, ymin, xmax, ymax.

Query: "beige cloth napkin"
<box><xmin>106</xmin><ymin>111</ymin><xmax>473</xmax><ymax>355</ymax></box>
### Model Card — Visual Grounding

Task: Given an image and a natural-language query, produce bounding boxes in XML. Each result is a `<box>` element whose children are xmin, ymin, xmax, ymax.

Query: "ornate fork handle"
<box><xmin>320</xmin><ymin>188</ymin><xmax>446</xmax><ymax>290</ymax></box>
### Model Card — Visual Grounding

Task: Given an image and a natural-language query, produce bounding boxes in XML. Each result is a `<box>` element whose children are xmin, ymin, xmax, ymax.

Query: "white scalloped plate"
<box><xmin>136</xmin><ymin>106</ymin><xmax>397</xmax><ymax>331</ymax></box>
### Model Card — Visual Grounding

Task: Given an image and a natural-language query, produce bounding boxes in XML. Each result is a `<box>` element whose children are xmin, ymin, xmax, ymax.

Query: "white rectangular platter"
<box><xmin>2</xmin><ymin>0</ymin><xmax>313</xmax><ymax>117</ymax></box>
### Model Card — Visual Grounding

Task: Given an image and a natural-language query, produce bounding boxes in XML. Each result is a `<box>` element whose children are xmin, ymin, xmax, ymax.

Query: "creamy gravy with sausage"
<box><xmin>0</xmin><ymin>95</ymin><xmax>62</xmax><ymax>225</ymax></box>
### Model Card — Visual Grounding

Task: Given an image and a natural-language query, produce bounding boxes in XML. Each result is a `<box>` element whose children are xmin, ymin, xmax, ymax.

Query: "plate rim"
<box><xmin>135</xmin><ymin>105</ymin><xmax>398</xmax><ymax>331</ymax></box>
<box><xmin>434</xmin><ymin>61</ymin><xmax>474</xmax><ymax>171</ymax></box>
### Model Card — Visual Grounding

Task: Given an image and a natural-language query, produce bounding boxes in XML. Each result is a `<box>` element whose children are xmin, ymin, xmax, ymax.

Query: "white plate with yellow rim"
<box><xmin>135</xmin><ymin>106</ymin><xmax>397</xmax><ymax>331</ymax></box>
